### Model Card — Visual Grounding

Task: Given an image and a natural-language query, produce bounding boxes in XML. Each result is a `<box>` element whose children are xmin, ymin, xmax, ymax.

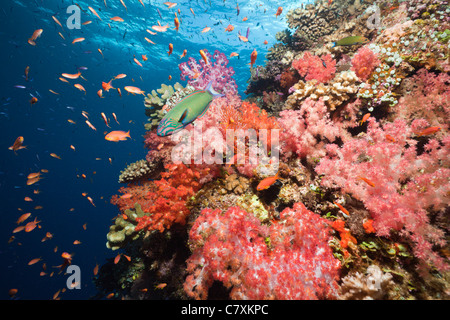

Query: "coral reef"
<box><xmin>292</xmin><ymin>51</ymin><xmax>337</xmax><ymax>83</ymax></box>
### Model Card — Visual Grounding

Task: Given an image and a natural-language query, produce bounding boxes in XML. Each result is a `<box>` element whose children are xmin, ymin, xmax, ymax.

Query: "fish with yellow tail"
<box><xmin>157</xmin><ymin>81</ymin><xmax>223</xmax><ymax>136</ymax></box>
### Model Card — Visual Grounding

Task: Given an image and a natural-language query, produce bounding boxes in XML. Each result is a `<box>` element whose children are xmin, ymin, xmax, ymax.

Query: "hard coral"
<box><xmin>316</xmin><ymin>117</ymin><xmax>450</xmax><ymax>272</ymax></box>
<box><xmin>292</xmin><ymin>52</ymin><xmax>337</xmax><ymax>83</ymax></box>
<box><xmin>184</xmin><ymin>203</ymin><xmax>340</xmax><ymax>300</ymax></box>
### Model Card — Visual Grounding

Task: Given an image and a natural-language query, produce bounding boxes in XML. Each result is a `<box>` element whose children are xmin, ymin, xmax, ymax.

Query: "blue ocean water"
<box><xmin>0</xmin><ymin>0</ymin><xmax>299</xmax><ymax>299</ymax></box>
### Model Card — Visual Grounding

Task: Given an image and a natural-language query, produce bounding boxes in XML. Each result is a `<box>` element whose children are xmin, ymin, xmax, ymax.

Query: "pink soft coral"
<box><xmin>279</xmin><ymin>98</ymin><xmax>358</xmax><ymax>163</ymax></box>
<box><xmin>292</xmin><ymin>52</ymin><xmax>336</xmax><ymax>83</ymax></box>
<box><xmin>351</xmin><ymin>46</ymin><xmax>380</xmax><ymax>81</ymax></box>
<box><xmin>184</xmin><ymin>203</ymin><xmax>340</xmax><ymax>300</ymax></box>
<box><xmin>179</xmin><ymin>49</ymin><xmax>237</xmax><ymax>95</ymax></box>
<box><xmin>315</xmin><ymin>117</ymin><xmax>449</xmax><ymax>272</ymax></box>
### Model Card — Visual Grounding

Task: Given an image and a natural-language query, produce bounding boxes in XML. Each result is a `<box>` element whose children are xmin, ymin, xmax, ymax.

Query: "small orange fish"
<box><xmin>28</xmin><ymin>29</ymin><xmax>43</xmax><ymax>46</ymax></box>
<box><xmin>155</xmin><ymin>283</ymin><xmax>167</xmax><ymax>289</ymax></box>
<box><xmin>74</xmin><ymin>83</ymin><xmax>86</xmax><ymax>94</ymax></box>
<box><xmin>201</xmin><ymin>26</ymin><xmax>211</xmax><ymax>33</ymax></box>
<box><xmin>97</xmin><ymin>89</ymin><xmax>103</xmax><ymax>98</ymax></box>
<box><xmin>101</xmin><ymin>112</ymin><xmax>110</xmax><ymax>127</ymax></box>
<box><xmin>358</xmin><ymin>176</ymin><xmax>375</xmax><ymax>187</ymax></box>
<box><xmin>28</xmin><ymin>258</ymin><xmax>42</xmax><ymax>265</ymax></box>
<box><xmin>179</xmin><ymin>49</ymin><xmax>187</xmax><ymax>59</ymax></box>
<box><xmin>263</xmin><ymin>40</ymin><xmax>268</xmax><ymax>45</ymax></box>
<box><xmin>41</xmin><ymin>232</ymin><xmax>53</xmax><ymax>242</ymax></box>
<box><xmin>112</xmin><ymin>113</ymin><xmax>120</xmax><ymax>124</ymax></box>
<box><xmin>62</xmin><ymin>72</ymin><xmax>81</xmax><ymax>79</ymax></box>
<box><xmin>52</xmin><ymin>16</ymin><xmax>63</xmax><ymax>28</ymax></box>
<box><xmin>73</xmin><ymin>240</ymin><xmax>82</xmax><ymax>245</ymax></box>
<box><xmin>164</xmin><ymin>1</ymin><xmax>177</xmax><ymax>8</ymax></box>
<box><xmin>24</xmin><ymin>197</ymin><xmax>33</xmax><ymax>202</ymax></box>
<box><xmin>24</xmin><ymin>217</ymin><xmax>40</xmax><ymax>232</ymax></box>
<box><xmin>117</xmin><ymin>88</ymin><xmax>122</xmax><ymax>97</ymax></box>
<box><xmin>17</xmin><ymin>213</ymin><xmax>31</xmax><ymax>224</ymax></box>
<box><xmin>360</xmin><ymin>113</ymin><xmax>371</xmax><ymax>125</ymax></box>
<box><xmin>167</xmin><ymin>43</ymin><xmax>173</xmax><ymax>56</ymax></box>
<box><xmin>242</xmin><ymin>17</ymin><xmax>248</xmax><ymax>22</ymax></box>
<box><xmin>124</xmin><ymin>86</ymin><xmax>145</xmax><ymax>95</ymax></box>
<box><xmin>385</xmin><ymin>134</ymin><xmax>396</xmax><ymax>143</ymax></box>
<box><xmin>114</xmin><ymin>254</ymin><xmax>121</xmax><ymax>264</ymax></box>
<box><xmin>333</xmin><ymin>202</ymin><xmax>350</xmax><ymax>215</ymax></box>
<box><xmin>230</xmin><ymin>52</ymin><xmax>239</xmax><ymax>58</ymax></box>
<box><xmin>199</xmin><ymin>49</ymin><xmax>208</xmax><ymax>64</ymax></box>
<box><xmin>102</xmin><ymin>80</ymin><xmax>115</xmax><ymax>92</ymax></box>
<box><xmin>144</xmin><ymin>37</ymin><xmax>156</xmax><ymax>44</ymax></box>
<box><xmin>67</xmin><ymin>119</ymin><xmax>76</xmax><ymax>124</ymax></box>
<box><xmin>151</xmin><ymin>24</ymin><xmax>169</xmax><ymax>32</ymax></box>
<box><xmin>88</xmin><ymin>6</ymin><xmax>102</xmax><ymax>21</ymax></box>
<box><xmin>87</xmin><ymin>196</ymin><xmax>96</xmax><ymax>207</ymax></box>
<box><xmin>238</xmin><ymin>34</ymin><xmax>249</xmax><ymax>42</ymax></box>
<box><xmin>105</xmin><ymin>130</ymin><xmax>131</xmax><ymax>142</ymax></box>
<box><xmin>9</xmin><ymin>136</ymin><xmax>26</xmax><ymax>154</ymax></box>
<box><xmin>134</xmin><ymin>57</ymin><xmax>143</xmax><ymax>67</ymax></box>
<box><xmin>257</xmin><ymin>172</ymin><xmax>279</xmax><ymax>191</ymax></box>
<box><xmin>110</xmin><ymin>16</ymin><xmax>124</xmax><ymax>22</ymax></box>
<box><xmin>72</xmin><ymin>37</ymin><xmax>85</xmax><ymax>44</ymax></box>
<box><xmin>417</xmin><ymin>126</ymin><xmax>441</xmax><ymax>137</ymax></box>
<box><xmin>275</xmin><ymin>7</ymin><xmax>283</xmax><ymax>17</ymax></box>
<box><xmin>249</xmin><ymin>49</ymin><xmax>257</xmax><ymax>69</ymax></box>
<box><xmin>50</xmin><ymin>153</ymin><xmax>61</xmax><ymax>159</ymax></box>
<box><xmin>174</xmin><ymin>17</ymin><xmax>180</xmax><ymax>32</ymax></box>
<box><xmin>30</xmin><ymin>97</ymin><xmax>38</xmax><ymax>105</ymax></box>
<box><xmin>86</xmin><ymin>120</ymin><xmax>97</xmax><ymax>131</ymax></box>
<box><xmin>225</xmin><ymin>24</ymin><xmax>234</xmax><ymax>32</ymax></box>
<box><xmin>93</xmin><ymin>264</ymin><xmax>99</xmax><ymax>276</ymax></box>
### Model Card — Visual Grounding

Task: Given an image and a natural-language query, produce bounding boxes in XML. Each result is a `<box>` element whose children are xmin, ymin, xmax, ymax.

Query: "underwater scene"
<box><xmin>1</xmin><ymin>0</ymin><xmax>449</xmax><ymax>301</ymax></box>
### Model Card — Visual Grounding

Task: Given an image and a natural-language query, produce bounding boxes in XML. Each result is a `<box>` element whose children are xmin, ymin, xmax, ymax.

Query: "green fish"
<box><xmin>157</xmin><ymin>81</ymin><xmax>223</xmax><ymax>136</ymax></box>
<box><xmin>332</xmin><ymin>36</ymin><xmax>369</xmax><ymax>47</ymax></box>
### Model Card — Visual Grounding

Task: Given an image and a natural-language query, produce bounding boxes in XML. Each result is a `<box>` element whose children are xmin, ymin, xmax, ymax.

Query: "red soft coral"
<box><xmin>350</xmin><ymin>46</ymin><xmax>380</xmax><ymax>81</ymax></box>
<box><xmin>292</xmin><ymin>52</ymin><xmax>336</xmax><ymax>83</ymax></box>
<box><xmin>184</xmin><ymin>203</ymin><xmax>341</xmax><ymax>300</ymax></box>
<box><xmin>316</xmin><ymin>117</ymin><xmax>449</xmax><ymax>272</ymax></box>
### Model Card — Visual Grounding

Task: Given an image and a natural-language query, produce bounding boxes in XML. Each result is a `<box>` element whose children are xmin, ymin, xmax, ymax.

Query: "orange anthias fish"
<box><xmin>86</xmin><ymin>120</ymin><xmax>97</xmax><ymax>131</ymax></box>
<box><xmin>230</xmin><ymin>52</ymin><xmax>239</xmax><ymax>58</ymax></box>
<box><xmin>112</xmin><ymin>113</ymin><xmax>120</xmax><ymax>124</ymax></box>
<box><xmin>333</xmin><ymin>202</ymin><xmax>350</xmax><ymax>215</ymax></box>
<box><xmin>358</xmin><ymin>176</ymin><xmax>375</xmax><ymax>187</ymax></box>
<box><xmin>114</xmin><ymin>74</ymin><xmax>127</xmax><ymax>80</ymax></box>
<box><xmin>417</xmin><ymin>126</ymin><xmax>441</xmax><ymax>137</ymax></box>
<box><xmin>72</xmin><ymin>37</ymin><xmax>85</xmax><ymax>44</ymax></box>
<box><xmin>102</xmin><ymin>80</ymin><xmax>115</xmax><ymax>92</ymax></box>
<box><xmin>50</xmin><ymin>153</ymin><xmax>61</xmax><ymax>159</ymax></box>
<box><xmin>142</xmin><ymin>54</ymin><xmax>148</xmax><ymax>61</ymax></box>
<box><xmin>124</xmin><ymin>86</ymin><xmax>145</xmax><ymax>95</ymax></box>
<box><xmin>9</xmin><ymin>136</ymin><xmax>26</xmax><ymax>154</ymax></box>
<box><xmin>275</xmin><ymin>7</ymin><xmax>283</xmax><ymax>17</ymax></box>
<box><xmin>101</xmin><ymin>112</ymin><xmax>110</xmax><ymax>127</ymax></box>
<box><xmin>257</xmin><ymin>172</ymin><xmax>279</xmax><ymax>191</ymax></box>
<box><xmin>225</xmin><ymin>24</ymin><xmax>234</xmax><ymax>32</ymax></box>
<box><xmin>249</xmin><ymin>49</ymin><xmax>257</xmax><ymax>69</ymax></box>
<box><xmin>30</xmin><ymin>97</ymin><xmax>38</xmax><ymax>105</ymax></box>
<box><xmin>174</xmin><ymin>16</ymin><xmax>180</xmax><ymax>32</ymax></box>
<box><xmin>167</xmin><ymin>43</ymin><xmax>173</xmax><ymax>56</ymax></box>
<box><xmin>62</xmin><ymin>72</ymin><xmax>81</xmax><ymax>79</ymax></box>
<box><xmin>201</xmin><ymin>26</ymin><xmax>211</xmax><ymax>33</ymax></box>
<box><xmin>24</xmin><ymin>217</ymin><xmax>41</xmax><ymax>232</ymax></box>
<box><xmin>134</xmin><ymin>57</ymin><xmax>143</xmax><ymax>67</ymax></box>
<box><xmin>360</xmin><ymin>113</ymin><xmax>371</xmax><ymax>125</ymax></box>
<box><xmin>110</xmin><ymin>16</ymin><xmax>124</xmax><ymax>22</ymax></box>
<box><xmin>238</xmin><ymin>34</ymin><xmax>249</xmax><ymax>42</ymax></box>
<box><xmin>179</xmin><ymin>49</ymin><xmax>187</xmax><ymax>59</ymax></box>
<box><xmin>88</xmin><ymin>6</ymin><xmax>102</xmax><ymax>21</ymax></box>
<box><xmin>105</xmin><ymin>130</ymin><xmax>131</xmax><ymax>142</ymax></box>
<box><xmin>145</xmin><ymin>37</ymin><xmax>156</xmax><ymax>44</ymax></box>
<box><xmin>28</xmin><ymin>29</ymin><xmax>43</xmax><ymax>46</ymax></box>
<box><xmin>164</xmin><ymin>1</ymin><xmax>177</xmax><ymax>9</ymax></box>
<box><xmin>199</xmin><ymin>49</ymin><xmax>208</xmax><ymax>64</ymax></box>
<box><xmin>151</xmin><ymin>24</ymin><xmax>169</xmax><ymax>32</ymax></box>
<box><xmin>74</xmin><ymin>84</ymin><xmax>86</xmax><ymax>94</ymax></box>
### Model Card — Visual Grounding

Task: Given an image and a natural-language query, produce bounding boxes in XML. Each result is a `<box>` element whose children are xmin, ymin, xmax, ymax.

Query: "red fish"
<box><xmin>417</xmin><ymin>126</ymin><xmax>441</xmax><ymax>137</ymax></box>
<box><xmin>167</xmin><ymin>43</ymin><xmax>173</xmax><ymax>56</ymax></box>
<box><xmin>358</xmin><ymin>176</ymin><xmax>375</xmax><ymax>187</ymax></box>
<box><xmin>249</xmin><ymin>49</ymin><xmax>257</xmax><ymax>69</ymax></box>
<box><xmin>275</xmin><ymin>7</ymin><xmax>283</xmax><ymax>17</ymax></box>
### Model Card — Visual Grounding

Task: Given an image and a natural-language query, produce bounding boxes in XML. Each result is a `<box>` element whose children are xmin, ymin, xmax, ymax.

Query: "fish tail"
<box><xmin>126</xmin><ymin>131</ymin><xmax>131</xmax><ymax>138</ymax></box>
<box><xmin>205</xmin><ymin>80</ymin><xmax>224</xmax><ymax>99</ymax></box>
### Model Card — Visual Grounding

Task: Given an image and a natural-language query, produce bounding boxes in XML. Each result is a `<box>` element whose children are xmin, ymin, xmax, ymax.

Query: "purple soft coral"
<box><xmin>179</xmin><ymin>49</ymin><xmax>238</xmax><ymax>95</ymax></box>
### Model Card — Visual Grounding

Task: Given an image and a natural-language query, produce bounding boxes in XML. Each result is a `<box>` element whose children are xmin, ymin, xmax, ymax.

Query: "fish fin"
<box><xmin>205</xmin><ymin>81</ymin><xmax>224</xmax><ymax>99</ymax></box>
<box><xmin>179</xmin><ymin>109</ymin><xmax>188</xmax><ymax>124</ymax></box>
<box><xmin>126</xmin><ymin>131</ymin><xmax>131</xmax><ymax>138</ymax></box>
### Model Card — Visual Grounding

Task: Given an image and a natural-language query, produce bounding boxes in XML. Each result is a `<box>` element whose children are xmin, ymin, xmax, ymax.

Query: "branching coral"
<box><xmin>315</xmin><ymin>117</ymin><xmax>449</xmax><ymax>272</ymax></box>
<box><xmin>184</xmin><ymin>203</ymin><xmax>341</xmax><ymax>300</ymax></box>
